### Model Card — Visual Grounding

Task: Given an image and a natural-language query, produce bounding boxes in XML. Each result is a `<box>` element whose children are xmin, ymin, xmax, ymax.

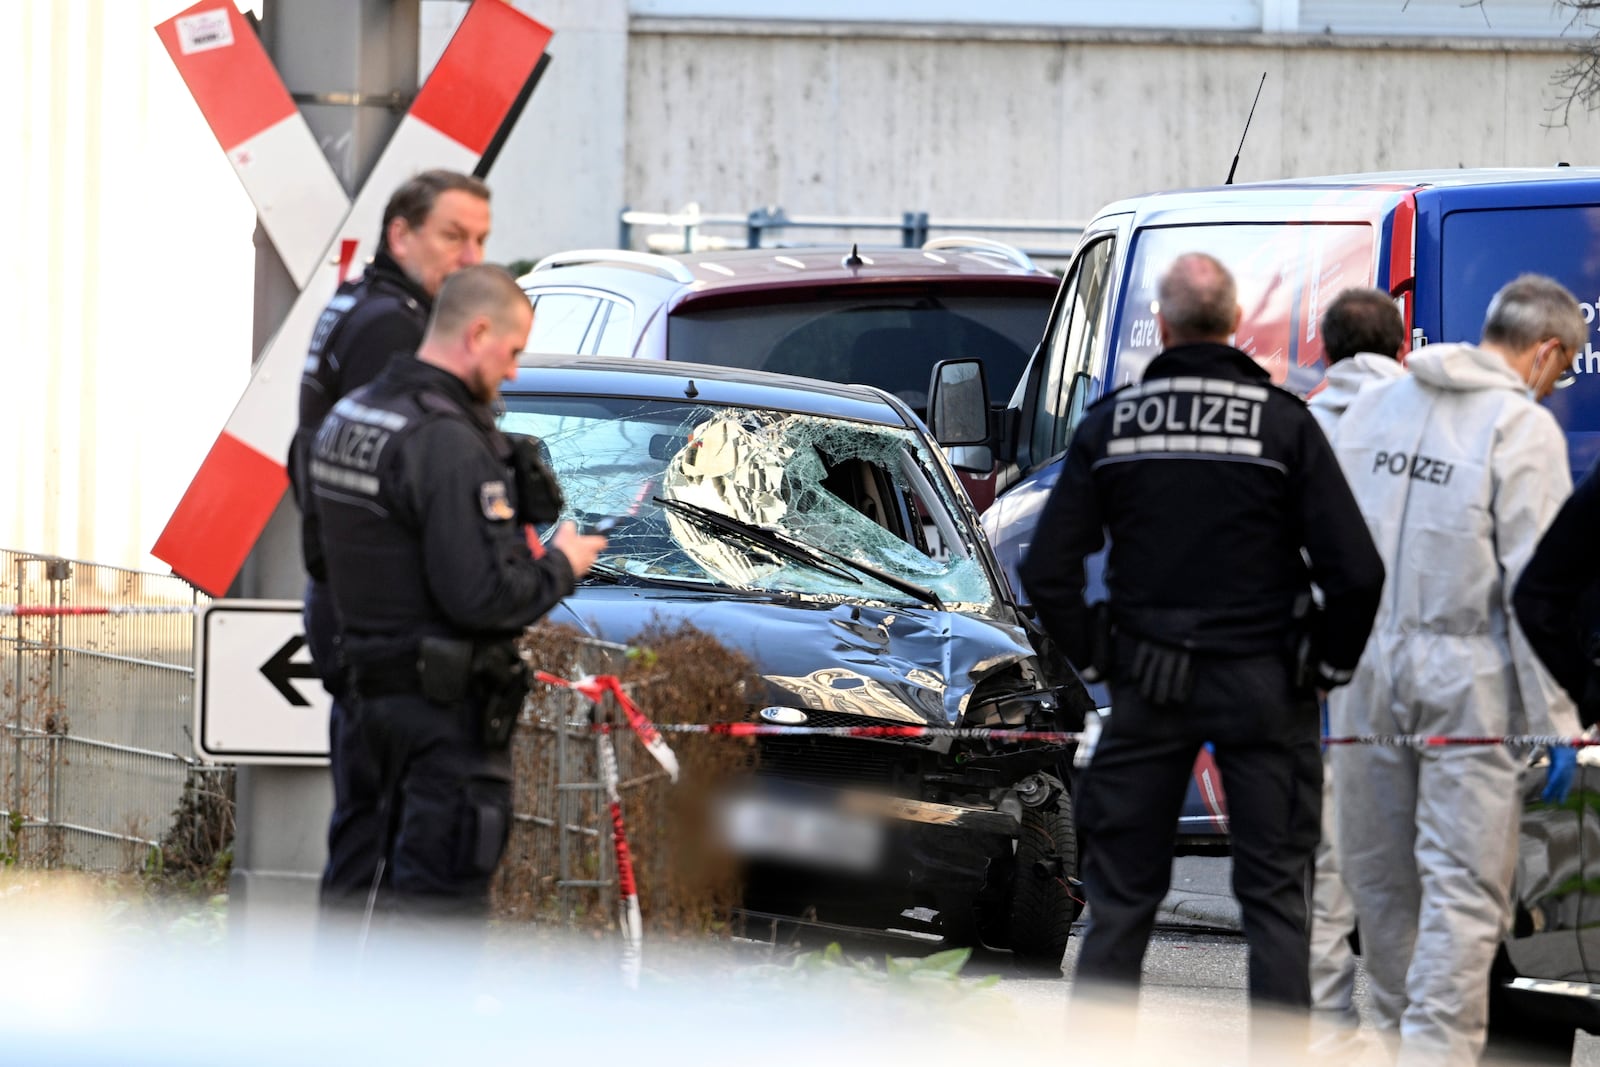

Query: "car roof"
<box><xmin>1094</xmin><ymin>167</ymin><xmax>1600</xmax><ymax>224</ymax></box>
<box><xmin>520</xmin><ymin>244</ymin><xmax>1059</xmax><ymax>302</ymax></box>
<box><xmin>508</xmin><ymin>354</ymin><xmax>914</xmax><ymax>427</ymax></box>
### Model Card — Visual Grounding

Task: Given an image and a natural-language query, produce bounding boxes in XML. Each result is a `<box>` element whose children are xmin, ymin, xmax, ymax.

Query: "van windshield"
<box><xmin>667</xmin><ymin>292</ymin><xmax>1051</xmax><ymax>417</ymax></box>
<box><xmin>1115</xmin><ymin>223</ymin><xmax>1378</xmax><ymax>396</ymax></box>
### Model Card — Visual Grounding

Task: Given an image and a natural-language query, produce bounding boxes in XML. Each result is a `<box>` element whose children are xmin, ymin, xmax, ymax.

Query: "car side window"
<box><xmin>1029</xmin><ymin>236</ymin><xmax>1115</xmax><ymax>463</ymax></box>
<box><xmin>592</xmin><ymin>300</ymin><xmax>636</xmax><ymax>356</ymax></box>
<box><xmin>526</xmin><ymin>292</ymin><xmax>601</xmax><ymax>354</ymax></box>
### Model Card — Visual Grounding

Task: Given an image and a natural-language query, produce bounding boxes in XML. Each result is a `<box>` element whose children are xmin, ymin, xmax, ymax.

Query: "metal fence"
<box><xmin>501</xmin><ymin>638</ymin><xmax>647</xmax><ymax>924</ymax></box>
<box><xmin>618</xmin><ymin>203</ymin><xmax>1086</xmax><ymax>263</ymax></box>
<box><xmin>0</xmin><ymin>549</ymin><xmax>222</xmax><ymax>871</ymax></box>
<box><xmin>497</xmin><ymin>633</ymin><xmax>747</xmax><ymax>933</ymax></box>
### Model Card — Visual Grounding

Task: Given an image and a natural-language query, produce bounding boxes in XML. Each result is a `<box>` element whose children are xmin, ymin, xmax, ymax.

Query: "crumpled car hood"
<box><xmin>553</xmin><ymin>587</ymin><xmax>1035</xmax><ymax>726</ymax></box>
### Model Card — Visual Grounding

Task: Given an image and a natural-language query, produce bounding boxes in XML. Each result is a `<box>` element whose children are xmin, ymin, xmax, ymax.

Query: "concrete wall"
<box><xmin>425</xmin><ymin>0</ymin><xmax>632</xmax><ymax>266</ymax></box>
<box><xmin>621</xmin><ymin>23</ymin><xmax>1600</xmax><ymax>234</ymax></box>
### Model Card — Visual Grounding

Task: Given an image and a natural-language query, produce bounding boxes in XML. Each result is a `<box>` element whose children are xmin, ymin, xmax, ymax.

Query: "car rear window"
<box><xmin>1115</xmin><ymin>222</ymin><xmax>1377</xmax><ymax>397</ymax></box>
<box><xmin>666</xmin><ymin>293</ymin><xmax>1052</xmax><ymax>415</ymax></box>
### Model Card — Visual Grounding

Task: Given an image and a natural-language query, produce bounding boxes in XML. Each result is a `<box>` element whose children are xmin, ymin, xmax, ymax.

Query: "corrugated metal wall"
<box><xmin>1299</xmin><ymin>0</ymin><xmax>1589</xmax><ymax>37</ymax></box>
<box><xmin>6</xmin><ymin>1</ymin><xmax>255</xmax><ymax>572</ymax></box>
<box><xmin>630</xmin><ymin>0</ymin><xmax>1582</xmax><ymax>36</ymax></box>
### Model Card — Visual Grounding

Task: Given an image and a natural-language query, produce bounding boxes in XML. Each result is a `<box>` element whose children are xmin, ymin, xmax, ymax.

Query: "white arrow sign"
<box><xmin>196</xmin><ymin>599</ymin><xmax>331</xmax><ymax>765</ymax></box>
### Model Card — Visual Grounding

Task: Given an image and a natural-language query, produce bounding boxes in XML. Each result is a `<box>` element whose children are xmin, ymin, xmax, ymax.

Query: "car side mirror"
<box><xmin>927</xmin><ymin>358</ymin><xmax>990</xmax><ymax>447</ymax></box>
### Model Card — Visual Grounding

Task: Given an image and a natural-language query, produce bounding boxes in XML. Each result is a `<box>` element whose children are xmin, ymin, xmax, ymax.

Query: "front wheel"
<box><xmin>1008</xmin><ymin>776</ymin><xmax>1083</xmax><ymax>973</ymax></box>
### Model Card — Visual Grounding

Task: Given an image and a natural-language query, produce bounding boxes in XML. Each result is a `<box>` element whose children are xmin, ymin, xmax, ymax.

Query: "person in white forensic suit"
<box><xmin>1305</xmin><ymin>287</ymin><xmax>1408</xmax><ymax>1027</ymax></box>
<box><xmin>1328</xmin><ymin>274</ymin><xmax>1586</xmax><ymax>1065</ymax></box>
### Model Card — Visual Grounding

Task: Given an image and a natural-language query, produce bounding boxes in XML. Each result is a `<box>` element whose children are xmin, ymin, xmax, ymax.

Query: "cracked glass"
<box><xmin>499</xmin><ymin>396</ymin><xmax>996</xmax><ymax>613</ymax></box>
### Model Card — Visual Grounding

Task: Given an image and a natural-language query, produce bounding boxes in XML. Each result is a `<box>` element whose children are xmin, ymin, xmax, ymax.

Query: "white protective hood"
<box><xmin>1309</xmin><ymin>353</ymin><xmax>1405</xmax><ymax>438</ymax></box>
<box><xmin>1405</xmin><ymin>341</ymin><xmax>1531</xmax><ymax>394</ymax></box>
<box><xmin>1331</xmin><ymin>342</ymin><xmax>1577</xmax><ymax>735</ymax></box>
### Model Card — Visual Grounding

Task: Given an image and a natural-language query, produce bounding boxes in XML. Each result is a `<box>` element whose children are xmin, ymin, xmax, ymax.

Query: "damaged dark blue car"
<box><xmin>501</xmin><ymin>356</ymin><xmax>1093</xmax><ymax>968</ymax></box>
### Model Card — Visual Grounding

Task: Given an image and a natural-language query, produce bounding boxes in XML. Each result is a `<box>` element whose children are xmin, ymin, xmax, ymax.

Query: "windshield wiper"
<box><xmin>652</xmin><ymin>496</ymin><xmax>945</xmax><ymax>611</ymax></box>
<box><xmin>793</xmin><ymin>537</ymin><xmax>945</xmax><ymax>611</ymax></box>
<box><xmin>652</xmin><ymin>497</ymin><xmax>862</xmax><ymax>586</ymax></box>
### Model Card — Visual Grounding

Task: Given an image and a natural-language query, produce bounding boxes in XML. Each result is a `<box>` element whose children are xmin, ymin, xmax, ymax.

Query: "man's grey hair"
<box><xmin>1157</xmin><ymin>253</ymin><xmax>1238</xmax><ymax>344</ymax></box>
<box><xmin>1482</xmin><ymin>274</ymin><xmax>1587</xmax><ymax>357</ymax></box>
<box><xmin>1321</xmin><ymin>287</ymin><xmax>1405</xmax><ymax>364</ymax></box>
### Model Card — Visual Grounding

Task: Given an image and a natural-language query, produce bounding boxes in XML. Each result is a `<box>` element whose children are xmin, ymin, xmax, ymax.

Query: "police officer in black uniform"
<box><xmin>287</xmin><ymin>170</ymin><xmax>491</xmax><ymax>911</ymax></box>
<box><xmin>1515</xmin><ymin>458</ymin><xmax>1600</xmax><ymax>728</ymax></box>
<box><xmin>1020</xmin><ymin>253</ymin><xmax>1384</xmax><ymax>1013</ymax></box>
<box><xmin>311</xmin><ymin>264</ymin><xmax>605</xmax><ymax>920</ymax></box>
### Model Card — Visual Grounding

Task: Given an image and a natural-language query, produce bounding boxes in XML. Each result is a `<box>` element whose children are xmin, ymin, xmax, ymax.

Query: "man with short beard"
<box><xmin>310</xmin><ymin>265</ymin><xmax>606</xmax><ymax>920</ymax></box>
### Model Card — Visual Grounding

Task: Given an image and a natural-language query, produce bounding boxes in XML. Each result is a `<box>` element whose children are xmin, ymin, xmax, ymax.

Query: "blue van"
<box><xmin>950</xmin><ymin>167</ymin><xmax>1600</xmax><ymax>1034</ymax></box>
<box><xmin>982</xmin><ymin>168</ymin><xmax>1600</xmax><ymax>592</ymax></box>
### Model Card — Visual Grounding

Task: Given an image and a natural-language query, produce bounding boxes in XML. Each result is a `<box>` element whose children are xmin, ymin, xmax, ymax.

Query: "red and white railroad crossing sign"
<box><xmin>151</xmin><ymin>0</ymin><xmax>552</xmax><ymax>597</ymax></box>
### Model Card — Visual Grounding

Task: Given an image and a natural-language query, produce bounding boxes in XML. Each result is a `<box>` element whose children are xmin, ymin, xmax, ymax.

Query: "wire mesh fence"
<box><xmin>0</xmin><ymin>550</ymin><xmax>750</xmax><ymax>937</ymax></box>
<box><xmin>0</xmin><ymin>549</ymin><xmax>219</xmax><ymax>871</ymax></box>
<box><xmin>497</xmin><ymin>624</ymin><xmax>757</xmax><ymax>935</ymax></box>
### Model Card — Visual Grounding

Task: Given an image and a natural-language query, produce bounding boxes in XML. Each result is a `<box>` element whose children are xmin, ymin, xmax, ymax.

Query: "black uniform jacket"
<box><xmin>310</xmin><ymin>358</ymin><xmax>575</xmax><ymax>661</ymax></box>
<box><xmin>1514</xmin><ymin>457</ymin><xmax>1600</xmax><ymax>724</ymax></box>
<box><xmin>289</xmin><ymin>251</ymin><xmax>432</xmax><ymax>581</ymax></box>
<box><xmin>1019</xmin><ymin>342</ymin><xmax>1384</xmax><ymax>673</ymax></box>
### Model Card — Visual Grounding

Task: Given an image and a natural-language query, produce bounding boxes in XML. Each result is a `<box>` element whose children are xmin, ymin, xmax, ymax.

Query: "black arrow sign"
<box><xmin>261</xmin><ymin>635</ymin><xmax>319</xmax><ymax>707</ymax></box>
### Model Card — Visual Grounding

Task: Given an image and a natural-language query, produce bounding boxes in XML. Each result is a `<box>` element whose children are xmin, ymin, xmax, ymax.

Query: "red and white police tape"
<box><xmin>0</xmin><ymin>611</ymin><xmax>1589</xmax><ymax>751</ymax></box>
<box><xmin>0</xmin><ymin>605</ymin><xmax>200</xmax><ymax>616</ymax></box>
<box><xmin>595</xmin><ymin>723</ymin><xmax>643</xmax><ymax>987</ymax></box>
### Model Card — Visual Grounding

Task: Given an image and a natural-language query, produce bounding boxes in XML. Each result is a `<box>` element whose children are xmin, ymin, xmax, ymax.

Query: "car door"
<box><xmin>983</xmin><ymin>222</ymin><xmax>1124</xmax><ymax>596</ymax></box>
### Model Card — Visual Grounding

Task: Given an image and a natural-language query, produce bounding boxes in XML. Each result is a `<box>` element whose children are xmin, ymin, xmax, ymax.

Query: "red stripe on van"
<box><xmin>1389</xmin><ymin>193</ymin><xmax>1418</xmax><ymax>357</ymax></box>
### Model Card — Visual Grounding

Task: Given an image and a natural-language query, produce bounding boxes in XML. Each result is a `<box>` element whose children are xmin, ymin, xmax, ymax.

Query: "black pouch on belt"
<box><xmin>1129</xmin><ymin>637</ymin><xmax>1195</xmax><ymax>707</ymax></box>
<box><xmin>471</xmin><ymin>642</ymin><xmax>530</xmax><ymax>750</ymax></box>
<box><xmin>417</xmin><ymin>636</ymin><xmax>474</xmax><ymax>705</ymax></box>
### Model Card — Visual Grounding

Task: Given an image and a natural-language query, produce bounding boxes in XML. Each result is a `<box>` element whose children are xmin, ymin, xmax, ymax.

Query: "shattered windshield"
<box><xmin>499</xmin><ymin>396</ymin><xmax>997</xmax><ymax>612</ymax></box>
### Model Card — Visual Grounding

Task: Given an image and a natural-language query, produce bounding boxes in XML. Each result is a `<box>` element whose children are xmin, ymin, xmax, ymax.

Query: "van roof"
<box><xmin>1095</xmin><ymin>167</ymin><xmax>1600</xmax><ymax>224</ymax></box>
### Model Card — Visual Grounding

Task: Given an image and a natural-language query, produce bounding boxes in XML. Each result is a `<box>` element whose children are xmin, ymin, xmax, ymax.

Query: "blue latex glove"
<box><xmin>1543</xmin><ymin>746</ymin><xmax>1578</xmax><ymax>804</ymax></box>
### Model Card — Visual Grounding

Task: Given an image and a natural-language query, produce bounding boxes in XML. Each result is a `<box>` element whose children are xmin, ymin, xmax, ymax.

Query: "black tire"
<box><xmin>1008</xmin><ymin>777</ymin><xmax>1083</xmax><ymax>972</ymax></box>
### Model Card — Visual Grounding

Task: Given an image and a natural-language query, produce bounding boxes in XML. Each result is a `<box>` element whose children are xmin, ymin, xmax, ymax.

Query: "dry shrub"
<box><xmin>495</xmin><ymin>620</ymin><xmax>759</xmax><ymax>939</ymax></box>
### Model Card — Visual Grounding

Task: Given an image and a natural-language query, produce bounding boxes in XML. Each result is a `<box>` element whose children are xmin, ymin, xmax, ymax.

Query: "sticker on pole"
<box><xmin>196</xmin><ymin>599</ymin><xmax>331</xmax><ymax>765</ymax></box>
<box><xmin>177</xmin><ymin>9</ymin><xmax>234</xmax><ymax>54</ymax></box>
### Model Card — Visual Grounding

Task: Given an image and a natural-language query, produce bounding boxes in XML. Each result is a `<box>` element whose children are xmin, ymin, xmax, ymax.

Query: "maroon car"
<box><xmin>516</xmin><ymin>240</ymin><xmax>1059</xmax><ymax>511</ymax></box>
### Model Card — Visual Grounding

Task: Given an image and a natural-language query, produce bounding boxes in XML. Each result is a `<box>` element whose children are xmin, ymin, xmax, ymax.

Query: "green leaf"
<box><xmin>885</xmin><ymin>955</ymin><xmax>918</xmax><ymax>979</ymax></box>
<box><xmin>919</xmin><ymin>947</ymin><xmax>972</xmax><ymax>976</ymax></box>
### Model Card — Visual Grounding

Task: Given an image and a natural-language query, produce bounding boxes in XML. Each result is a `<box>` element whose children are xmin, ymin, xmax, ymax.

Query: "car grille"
<box><xmin>755</xmin><ymin>735</ymin><xmax>923</xmax><ymax>791</ymax></box>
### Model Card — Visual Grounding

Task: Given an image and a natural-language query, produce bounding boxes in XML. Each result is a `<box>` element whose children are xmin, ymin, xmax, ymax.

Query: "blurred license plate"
<box><xmin>719</xmin><ymin>795</ymin><xmax>884</xmax><ymax>872</ymax></box>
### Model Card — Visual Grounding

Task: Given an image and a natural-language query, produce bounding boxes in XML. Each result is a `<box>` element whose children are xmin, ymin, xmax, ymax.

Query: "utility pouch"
<box><xmin>1129</xmin><ymin>637</ymin><xmax>1194</xmax><ymax>707</ymax></box>
<box><xmin>507</xmin><ymin>434</ymin><xmax>565</xmax><ymax>526</ymax></box>
<box><xmin>471</xmin><ymin>642</ymin><xmax>530</xmax><ymax>751</ymax></box>
<box><xmin>417</xmin><ymin>636</ymin><xmax>475</xmax><ymax>705</ymax></box>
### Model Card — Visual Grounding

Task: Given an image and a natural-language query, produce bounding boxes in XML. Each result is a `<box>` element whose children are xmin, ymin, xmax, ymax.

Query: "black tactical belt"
<box><xmin>347</xmin><ymin>655</ymin><xmax>421</xmax><ymax>698</ymax></box>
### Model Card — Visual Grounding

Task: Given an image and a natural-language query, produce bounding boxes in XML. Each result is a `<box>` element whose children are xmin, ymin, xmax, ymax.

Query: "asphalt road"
<box><xmin>984</xmin><ymin>855</ymin><xmax>1597</xmax><ymax>1066</ymax></box>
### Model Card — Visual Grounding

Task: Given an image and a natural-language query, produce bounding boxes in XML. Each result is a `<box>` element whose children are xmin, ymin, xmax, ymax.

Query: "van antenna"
<box><xmin>1225</xmin><ymin>73</ymin><xmax>1267</xmax><ymax>186</ymax></box>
